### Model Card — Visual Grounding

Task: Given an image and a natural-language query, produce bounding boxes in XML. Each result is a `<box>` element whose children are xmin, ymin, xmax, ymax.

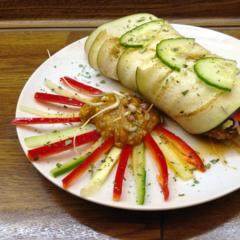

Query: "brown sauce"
<box><xmin>79</xmin><ymin>93</ymin><xmax>161</xmax><ymax>147</ymax></box>
<box><xmin>193</xmin><ymin>135</ymin><xmax>240</xmax><ymax>161</ymax></box>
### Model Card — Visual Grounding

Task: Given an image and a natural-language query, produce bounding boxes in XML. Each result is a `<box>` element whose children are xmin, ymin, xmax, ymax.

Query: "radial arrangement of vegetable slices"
<box><xmin>13</xmin><ymin>72</ymin><xmax>208</xmax><ymax>206</ymax></box>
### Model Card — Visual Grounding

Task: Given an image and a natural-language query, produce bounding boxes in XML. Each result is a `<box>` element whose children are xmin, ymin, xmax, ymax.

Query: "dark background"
<box><xmin>0</xmin><ymin>0</ymin><xmax>239</xmax><ymax>20</ymax></box>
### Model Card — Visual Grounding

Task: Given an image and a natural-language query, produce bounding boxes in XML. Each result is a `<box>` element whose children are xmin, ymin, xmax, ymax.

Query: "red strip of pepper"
<box><xmin>28</xmin><ymin>130</ymin><xmax>100</xmax><ymax>161</ymax></box>
<box><xmin>155</xmin><ymin>125</ymin><xmax>205</xmax><ymax>172</ymax></box>
<box><xmin>60</xmin><ymin>76</ymin><xmax>103</xmax><ymax>95</ymax></box>
<box><xmin>12</xmin><ymin>117</ymin><xmax>81</xmax><ymax>125</ymax></box>
<box><xmin>62</xmin><ymin>137</ymin><xmax>114</xmax><ymax>189</ymax></box>
<box><xmin>144</xmin><ymin>133</ymin><xmax>169</xmax><ymax>201</ymax></box>
<box><xmin>233</xmin><ymin>112</ymin><xmax>240</xmax><ymax>121</ymax></box>
<box><xmin>112</xmin><ymin>145</ymin><xmax>133</xmax><ymax>201</ymax></box>
<box><xmin>34</xmin><ymin>92</ymin><xmax>84</xmax><ymax>107</ymax></box>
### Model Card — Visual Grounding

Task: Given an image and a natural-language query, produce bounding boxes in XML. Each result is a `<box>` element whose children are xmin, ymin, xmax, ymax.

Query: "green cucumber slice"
<box><xmin>132</xmin><ymin>144</ymin><xmax>146</xmax><ymax>205</ymax></box>
<box><xmin>85</xmin><ymin>13</ymin><xmax>158</xmax><ymax>54</ymax></box>
<box><xmin>24</xmin><ymin>125</ymin><xmax>94</xmax><ymax>148</ymax></box>
<box><xmin>194</xmin><ymin>57</ymin><xmax>237</xmax><ymax>91</ymax></box>
<box><xmin>86</xmin><ymin>14</ymin><xmax>158</xmax><ymax>70</ymax></box>
<box><xmin>80</xmin><ymin>147</ymin><xmax>121</xmax><ymax>197</ymax></box>
<box><xmin>50</xmin><ymin>138</ymin><xmax>103</xmax><ymax>177</ymax></box>
<box><xmin>156</xmin><ymin>38</ymin><xmax>195</xmax><ymax>71</ymax></box>
<box><xmin>120</xmin><ymin>19</ymin><xmax>166</xmax><ymax>48</ymax></box>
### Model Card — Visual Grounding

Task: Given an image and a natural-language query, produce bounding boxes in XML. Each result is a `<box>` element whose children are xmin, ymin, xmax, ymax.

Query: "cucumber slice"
<box><xmin>86</xmin><ymin>14</ymin><xmax>158</xmax><ymax>70</ymax></box>
<box><xmin>50</xmin><ymin>138</ymin><xmax>103</xmax><ymax>177</ymax></box>
<box><xmin>120</xmin><ymin>19</ymin><xmax>166</xmax><ymax>48</ymax></box>
<box><xmin>24</xmin><ymin>125</ymin><xmax>94</xmax><ymax>148</ymax></box>
<box><xmin>156</xmin><ymin>38</ymin><xmax>207</xmax><ymax>71</ymax></box>
<box><xmin>80</xmin><ymin>147</ymin><xmax>121</xmax><ymax>197</ymax></box>
<box><xmin>19</xmin><ymin>105</ymin><xmax>80</xmax><ymax>118</ymax></box>
<box><xmin>194</xmin><ymin>57</ymin><xmax>237</xmax><ymax>91</ymax></box>
<box><xmin>132</xmin><ymin>144</ymin><xmax>146</xmax><ymax>205</ymax></box>
<box><xmin>152</xmin><ymin>134</ymin><xmax>193</xmax><ymax>180</ymax></box>
<box><xmin>85</xmin><ymin>13</ymin><xmax>157</xmax><ymax>55</ymax></box>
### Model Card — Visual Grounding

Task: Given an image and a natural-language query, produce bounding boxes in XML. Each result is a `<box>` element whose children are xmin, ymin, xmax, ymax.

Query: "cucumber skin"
<box><xmin>156</xmin><ymin>40</ymin><xmax>180</xmax><ymax>71</ymax></box>
<box><xmin>194</xmin><ymin>58</ymin><xmax>232</xmax><ymax>92</ymax></box>
<box><xmin>50</xmin><ymin>155</ymin><xmax>86</xmax><ymax>177</ymax></box>
<box><xmin>136</xmin><ymin>169</ymin><xmax>146</xmax><ymax>205</ymax></box>
<box><xmin>50</xmin><ymin>138</ymin><xmax>103</xmax><ymax>177</ymax></box>
<box><xmin>24</xmin><ymin>125</ymin><xmax>94</xmax><ymax>148</ymax></box>
<box><xmin>132</xmin><ymin>144</ymin><xmax>146</xmax><ymax>205</ymax></box>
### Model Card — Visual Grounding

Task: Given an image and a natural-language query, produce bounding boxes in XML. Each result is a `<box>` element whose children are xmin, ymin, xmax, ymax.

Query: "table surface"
<box><xmin>1</xmin><ymin>22</ymin><xmax>240</xmax><ymax>240</ymax></box>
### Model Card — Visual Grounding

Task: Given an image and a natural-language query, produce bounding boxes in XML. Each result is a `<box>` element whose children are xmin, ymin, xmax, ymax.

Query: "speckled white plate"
<box><xmin>15</xmin><ymin>24</ymin><xmax>240</xmax><ymax>210</ymax></box>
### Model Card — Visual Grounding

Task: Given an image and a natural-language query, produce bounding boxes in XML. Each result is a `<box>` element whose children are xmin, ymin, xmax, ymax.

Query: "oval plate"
<box><xmin>15</xmin><ymin>24</ymin><xmax>240</xmax><ymax>210</ymax></box>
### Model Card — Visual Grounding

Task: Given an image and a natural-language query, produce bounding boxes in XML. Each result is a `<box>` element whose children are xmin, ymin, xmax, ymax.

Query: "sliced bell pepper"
<box><xmin>60</xmin><ymin>76</ymin><xmax>103</xmax><ymax>95</ymax></box>
<box><xmin>113</xmin><ymin>144</ymin><xmax>133</xmax><ymax>201</ymax></box>
<box><xmin>62</xmin><ymin>137</ymin><xmax>114</xmax><ymax>189</ymax></box>
<box><xmin>154</xmin><ymin>125</ymin><xmax>205</xmax><ymax>172</ymax></box>
<box><xmin>12</xmin><ymin>117</ymin><xmax>81</xmax><ymax>125</ymax></box>
<box><xmin>28</xmin><ymin>130</ymin><xmax>100</xmax><ymax>161</ymax></box>
<box><xmin>34</xmin><ymin>92</ymin><xmax>84</xmax><ymax>107</ymax></box>
<box><xmin>233</xmin><ymin>111</ymin><xmax>240</xmax><ymax>121</ymax></box>
<box><xmin>144</xmin><ymin>133</ymin><xmax>169</xmax><ymax>201</ymax></box>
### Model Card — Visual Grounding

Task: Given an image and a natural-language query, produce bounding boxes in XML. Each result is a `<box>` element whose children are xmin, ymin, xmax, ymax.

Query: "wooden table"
<box><xmin>1</xmin><ymin>17</ymin><xmax>240</xmax><ymax>240</ymax></box>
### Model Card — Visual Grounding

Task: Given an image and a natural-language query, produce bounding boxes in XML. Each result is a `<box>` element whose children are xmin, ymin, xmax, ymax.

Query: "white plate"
<box><xmin>15</xmin><ymin>24</ymin><xmax>240</xmax><ymax>211</ymax></box>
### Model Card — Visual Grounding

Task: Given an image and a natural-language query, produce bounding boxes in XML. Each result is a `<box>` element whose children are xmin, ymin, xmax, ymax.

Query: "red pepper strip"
<box><xmin>62</xmin><ymin>137</ymin><xmax>114</xmax><ymax>189</ymax></box>
<box><xmin>12</xmin><ymin>117</ymin><xmax>81</xmax><ymax>125</ymax></box>
<box><xmin>154</xmin><ymin>125</ymin><xmax>205</xmax><ymax>172</ymax></box>
<box><xmin>144</xmin><ymin>133</ymin><xmax>169</xmax><ymax>201</ymax></box>
<box><xmin>233</xmin><ymin>112</ymin><xmax>240</xmax><ymax>121</ymax></box>
<box><xmin>28</xmin><ymin>130</ymin><xmax>100</xmax><ymax>161</ymax></box>
<box><xmin>112</xmin><ymin>145</ymin><xmax>133</xmax><ymax>201</ymax></box>
<box><xmin>60</xmin><ymin>76</ymin><xmax>103</xmax><ymax>95</ymax></box>
<box><xmin>34</xmin><ymin>92</ymin><xmax>84</xmax><ymax>107</ymax></box>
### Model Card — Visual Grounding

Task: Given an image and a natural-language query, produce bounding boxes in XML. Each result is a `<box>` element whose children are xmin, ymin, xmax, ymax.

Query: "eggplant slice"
<box><xmin>85</xmin><ymin>14</ymin><xmax>240</xmax><ymax>137</ymax></box>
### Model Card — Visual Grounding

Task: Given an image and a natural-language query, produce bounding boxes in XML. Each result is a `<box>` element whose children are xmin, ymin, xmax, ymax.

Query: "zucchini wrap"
<box><xmin>85</xmin><ymin>14</ymin><xmax>240</xmax><ymax>137</ymax></box>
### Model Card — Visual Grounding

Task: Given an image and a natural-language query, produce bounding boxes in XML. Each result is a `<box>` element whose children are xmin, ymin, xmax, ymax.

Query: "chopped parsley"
<box><xmin>88</xmin><ymin>164</ymin><xmax>94</xmax><ymax>178</ymax></box>
<box><xmin>205</xmin><ymin>163</ymin><xmax>211</xmax><ymax>169</ymax></box>
<box><xmin>178</xmin><ymin>193</ymin><xmax>185</xmax><ymax>197</ymax></box>
<box><xmin>181</xmin><ymin>90</ymin><xmax>189</xmax><ymax>96</ymax></box>
<box><xmin>56</xmin><ymin>163</ymin><xmax>62</xmax><ymax>168</ymax></box>
<box><xmin>210</xmin><ymin>158</ymin><xmax>220</xmax><ymax>164</ymax></box>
